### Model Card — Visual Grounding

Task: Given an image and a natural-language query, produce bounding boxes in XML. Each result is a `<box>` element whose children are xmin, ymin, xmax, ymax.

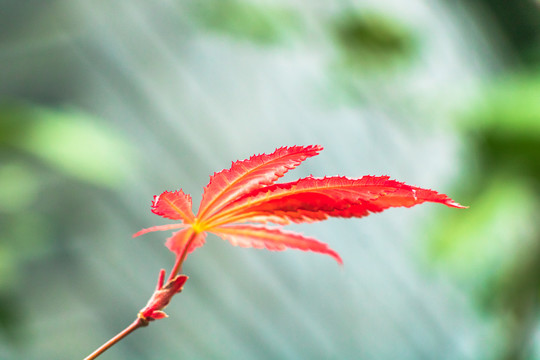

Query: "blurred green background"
<box><xmin>1</xmin><ymin>0</ymin><xmax>539</xmax><ymax>359</ymax></box>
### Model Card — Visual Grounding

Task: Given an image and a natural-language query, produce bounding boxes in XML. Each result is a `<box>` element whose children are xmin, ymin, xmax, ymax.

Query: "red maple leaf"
<box><xmin>83</xmin><ymin>145</ymin><xmax>467</xmax><ymax>358</ymax></box>
<box><xmin>134</xmin><ymin>145</ymin><xmax>465</xmax><ymax>266</ymax></box>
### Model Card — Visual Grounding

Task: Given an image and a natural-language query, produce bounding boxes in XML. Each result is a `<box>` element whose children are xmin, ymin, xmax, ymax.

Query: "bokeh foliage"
<box><xmin>0</xmin><ymin>101</ymin><xmax>132</xmax><ymax>346</ymax></box>
<box><xmin>1</xmin><ymin>0</ymin><xmax>540</xmax><ymax>359</ymax></box>
<box><xmin>191</xmin><ymin>0</ymin><xmax>303</xmax><ymax>45</ymax></box>
<box><xmin>430</xmin><ymin>67</ymin><xmax>540</xmax><ymax>360</ymax></box>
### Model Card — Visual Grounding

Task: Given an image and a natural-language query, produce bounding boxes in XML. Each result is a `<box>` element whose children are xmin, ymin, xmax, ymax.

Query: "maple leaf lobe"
<box><xmin>151</xmin><ymin>190</ymin><xmax>194</xmax><ymax>223</ymax></box>
<box><xmin>197</xmin><ymin>145</ymin><xmax>323</xmax><ymax>219</ymax></box>
<box><xmin>210</xmin><ymin>224</ymin><xmax>343</xmax><ymax>264</ymax></box>
<box><xmin>209</xmin><ymin>175</ymin><xmax>465</xmax><ymax>226</ymax></box>
<box><xmin>165</xmin><ymin>228</ymin><xmax>207</xmax><ymax>256</ymax></box>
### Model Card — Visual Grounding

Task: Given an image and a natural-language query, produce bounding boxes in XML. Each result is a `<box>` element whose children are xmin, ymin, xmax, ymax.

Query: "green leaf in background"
<box><xmin>460</xmin><ymin>72</ymin><xmax>540</xmax><ymax>180</ymax></box>
<box><xmin>192</xmin><ymin>0</ymin><xmax>303</xmax><ymax>46</ymax></box>
<box><xmin>428</xmin><ymin>175</ymin><xmax>538</xmax><ymax>303</ymax></box>
<box><xmin>330</xmin><ymin>11</ymin><xmax>417</xmax><ymax>71</ymax></box>
<box><xmin>462</xmin><ymin>72</ymin><xmax>540</xmax><ymax>135</ymax></box>
<box><xmin>0</xmin><ymin>101</ymin><xmax>132</xmax><ymax>187</ymax></box>
<box><xmin>0</xmin><ymin>162</ymin><xmax>42</xmax><ymax>214</ymax></box>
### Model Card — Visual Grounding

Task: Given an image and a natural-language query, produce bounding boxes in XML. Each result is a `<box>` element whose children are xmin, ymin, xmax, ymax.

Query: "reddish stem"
<box><xmin>168</xmin><ymin>231</ymin><xmax>197</xmax><ymax>282</ymax></box>
<box><xmin>84</xmin><ymin>318</ymin><xmax>147</xmax><ymax>360</ymax></box>
<box><xmin>85</xmin><ymin>232</ymin><xmax>195</xmax><ymax>359</ymax></box>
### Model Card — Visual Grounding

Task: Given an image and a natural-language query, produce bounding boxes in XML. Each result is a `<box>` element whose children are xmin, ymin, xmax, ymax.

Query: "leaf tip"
<box><xmin>445</xmin><ymin>199</ymin><xmax>468</xmax><ymax>209</ymax></box>
<box><xmin>331</xmin><ymin>250</ymin><xmax>344</xmax><ymax>266</ymax></box>
<box><xmin>132</xmin><ymin>229</ymin><xmax>145</xmax><ymax>238</ymax></box>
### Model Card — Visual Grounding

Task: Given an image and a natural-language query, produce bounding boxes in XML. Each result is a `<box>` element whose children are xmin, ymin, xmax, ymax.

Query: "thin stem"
<box><xmin>84</xmin><ymin>318</ymin><xmax>147</xmax><ymax>360</ymax></box>
<box><xmin>168</xmin><ymin>230</ymin><xmax>197</xmax><ymax>282</ymax></box>
<box><xmin>85</xmin><ymin>231</ymin><xmax>196</xmax><ymax>358</ymax></box>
